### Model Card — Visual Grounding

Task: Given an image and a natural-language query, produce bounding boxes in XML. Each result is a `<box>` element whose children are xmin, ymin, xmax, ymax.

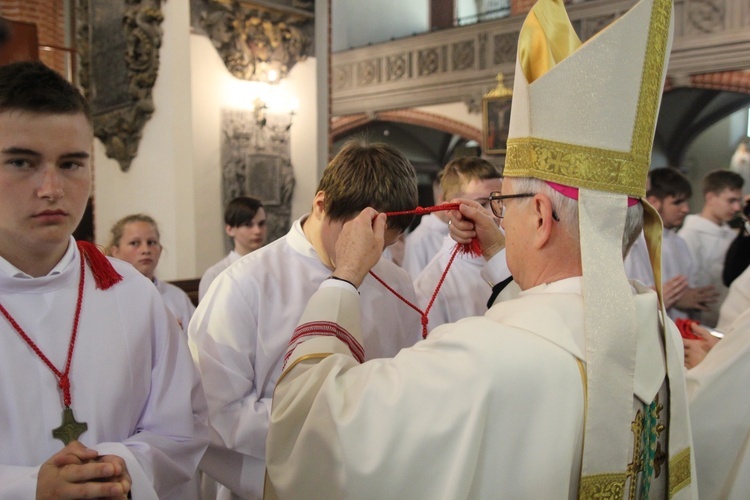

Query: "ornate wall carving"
<box><xmin>221</xmin><ymin>109</ymin><xmax>295</xmax><ymax>244</ymax></box>
<box><xmin>76</xmin><ymin>0</ymin><xmax>164</xmax><ymax>172</ymax></box>
<box><xmin>191</xmin><ymin>0</ymin><xmax>314</xmax><ymax>82</ymax></box>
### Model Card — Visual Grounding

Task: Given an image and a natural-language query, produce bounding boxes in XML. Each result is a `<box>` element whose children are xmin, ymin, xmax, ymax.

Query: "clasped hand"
<box><xmin>37</xmin><ymin>441</ymin><xmax>131</xmax><ymax>499</ymax></box>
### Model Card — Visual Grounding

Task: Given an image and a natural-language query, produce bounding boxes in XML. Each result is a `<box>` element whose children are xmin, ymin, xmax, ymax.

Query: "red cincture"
<box><xmin>375</xmin><ymin>203</ymin><xmax>481</xmax><ymax>338</ymax></box>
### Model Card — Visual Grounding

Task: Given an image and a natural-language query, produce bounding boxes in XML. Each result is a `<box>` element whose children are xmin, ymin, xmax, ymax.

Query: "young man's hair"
<box><xmin>107</xmin><ymin>214</ymin><xmax>160</xmax><ymax>255</ymax></box>
<box><xmin>0</xmin><ymin>61</ymin><xmax>91</xmax><ymax>122</ymax></box>
<box><xmin>646</xmin><ymin>167</ymin><xmax>692</xmax><ymax>200</ymax></box>
<box><xmin>702</xmin><ymin>169</ymin><xmax>744</xmax><ymax>197</ymax></box>
<box><xmin>225</xmin><ymin>196</ymin><xmax>264</xmax><ymax>227</ymax></box>
<box><xmin>317</xmin><ymin>140</ymin><xmax>418</xmax><ymax>233</ymax></box>
<box><xmin>440</xmin><ymin>157</ymin><xmax>502</xmax><ymax>200</ymax></box>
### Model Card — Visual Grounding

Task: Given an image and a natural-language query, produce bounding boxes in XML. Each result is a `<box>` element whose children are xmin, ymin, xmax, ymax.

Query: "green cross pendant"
<box><xmin>52</xmin><ymin>407</ymin><xmax>88</xmax><ymax>445</ymax></box>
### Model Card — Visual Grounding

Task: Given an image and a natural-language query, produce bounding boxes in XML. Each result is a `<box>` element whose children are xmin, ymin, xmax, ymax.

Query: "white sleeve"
<box><xmin>188</xmin><ymin>272</ymin><xmax>269</xmax><ymax>460</ymax></box>
<box><xmin>119</xmin><ymin>289</ymin><xmax>209</xmax><ymax>498</ymax></box>
<box><xmin>480</xmin><ymin>249</ymin><xmax>511</xmax><ymax>286</ymax></box>
<box><xmin>0</xmin><ymin>465</ymin><xmax>39</xmax><ymax>498</ymax></box>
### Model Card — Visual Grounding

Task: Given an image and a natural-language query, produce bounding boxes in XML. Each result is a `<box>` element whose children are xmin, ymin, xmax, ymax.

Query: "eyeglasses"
<box><xmin>488</xmin><ymin>191</ymin><xmax>560</xmax><ymax>221</ymax></box>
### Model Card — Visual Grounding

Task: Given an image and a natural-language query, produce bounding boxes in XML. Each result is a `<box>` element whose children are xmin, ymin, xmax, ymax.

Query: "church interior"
<box><xmin>1</xmin><ymin>0</ymin><xmax>748</xmax><ymax>290</ymax></box>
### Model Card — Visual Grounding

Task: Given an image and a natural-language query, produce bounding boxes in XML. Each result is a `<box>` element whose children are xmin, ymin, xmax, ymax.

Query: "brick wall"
<box><xmin>510</xmin><ymin>0</ymin><xmax>535</xmax><ymax>16</ymax></box>
<box><xmin>1</xmin><ymin>0</ymin><xmax>69</xmax><ymax>76</ymax></box>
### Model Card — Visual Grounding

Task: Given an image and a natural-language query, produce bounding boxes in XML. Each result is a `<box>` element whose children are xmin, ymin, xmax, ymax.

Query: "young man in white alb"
<box><xmin>679</xmin><ymin>169</ymin><xmax>744</xmax><ymax>326</ymax></box>
<box><xmin>624</xmin><ymin>167</ymin><xmax>718</xmax><ymax>320</ymax></box>
<box><xmin>189</xmin><ymin>140</ymin><xmax>421</xmax><ymax>499</ymax></box>
<box><xmin>413</xmin><ymin>157</ymin><xmax>505</xmax><ymax>330</ymax></box>
<box><xmin>0</xmin><ymin>61</ymin><xmax>207</xmax><ymax>499</ymax></box>
<box><xmin>198</xmin><ymin>196</ymin><xmax>267</xmax><ymax>301</ymax></box>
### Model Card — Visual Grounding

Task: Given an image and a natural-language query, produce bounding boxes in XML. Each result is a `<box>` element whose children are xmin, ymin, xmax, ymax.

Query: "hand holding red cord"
<box><xmin>447</xmin><ymin>198</ymin><xmax>504</xmax><ymax>261</ymax></box>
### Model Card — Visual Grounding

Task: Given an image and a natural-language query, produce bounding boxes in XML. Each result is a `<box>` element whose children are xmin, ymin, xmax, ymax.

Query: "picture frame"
<box><xmin>482</xmin><ymin>74</ymin><xmax>513</xmax><ymax>155</ymax></box>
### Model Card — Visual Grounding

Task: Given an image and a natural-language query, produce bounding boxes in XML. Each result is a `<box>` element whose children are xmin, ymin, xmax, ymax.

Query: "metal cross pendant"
<box><xmin>52</xmin><ymin>407</ymin><xmax>88</xmax><ymax>445</ymax></box>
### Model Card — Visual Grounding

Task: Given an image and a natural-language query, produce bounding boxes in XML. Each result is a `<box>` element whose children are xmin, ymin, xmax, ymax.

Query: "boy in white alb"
<box><xmin>679</xmin><ymin>169</ymin><xmax>744</xmax><ymax>326</ymax></box>
<box><xmin>189</xmin><ymin>141</ymin><xmax>422</xmax><ymax>499</ymax></box>
<box><xmin>624</xmin><ymin>167</ymin><xmax>718</xmax><ymax>320</ymax></box>
<box><xmin>414</xmin><ymin>157</ymin><xmax>506</xmax><ymax>330</ymax></box>
<box><xmin>199</xmin><ymin>196</ymin><xmax>267</xmax><ymax>301</ymax></box>
<box><xmin>0</xmin><ymin>61</ymin><xmax>208</xmax><ymax>499</ymax></box>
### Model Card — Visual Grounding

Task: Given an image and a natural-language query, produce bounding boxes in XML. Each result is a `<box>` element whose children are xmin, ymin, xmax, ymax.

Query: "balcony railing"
<box><xmin>331</xmin><ymin>0</ymin><xmax>750</xmax><ymax>116</ymax></box>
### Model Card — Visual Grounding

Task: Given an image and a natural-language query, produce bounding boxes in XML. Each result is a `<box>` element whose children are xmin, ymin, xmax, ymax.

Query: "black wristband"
<box><xmin>328</xmin><ymin>275</ymin><xmax>358</xmax><ymax>290</ymax></box>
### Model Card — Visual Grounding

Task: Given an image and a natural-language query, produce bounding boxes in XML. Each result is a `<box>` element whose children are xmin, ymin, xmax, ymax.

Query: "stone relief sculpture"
<box><xmin>76</xmin><ymin>0</ymin><xmax>164</xmax><ymax>172</ymax></box>
<box><xmin>191</xmin><ymin>0</ymin><xmax>314</xmax><ymax>82</ymax></box>
<box><xmin>221</xmin><ymin>109</ymin><xmax>295</xmax><ymax>244</ymax></box>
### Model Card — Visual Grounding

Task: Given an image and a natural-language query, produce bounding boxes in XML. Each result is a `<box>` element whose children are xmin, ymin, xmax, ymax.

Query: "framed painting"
<box><xmin>482</xmin><ymin>74</ymin><xmax>513</xmax><ymax>155</ymax></box>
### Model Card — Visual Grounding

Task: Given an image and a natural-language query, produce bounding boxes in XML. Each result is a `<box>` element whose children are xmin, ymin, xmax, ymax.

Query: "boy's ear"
<box><xmin>312</xmin><ymin>191</ymin><xmax>326</xmax><ymax>216</ymax></box>
<box><xmin>225</xmin><ymin>225</ymin><xmax>235</xmax><ymax>238</ymax></box>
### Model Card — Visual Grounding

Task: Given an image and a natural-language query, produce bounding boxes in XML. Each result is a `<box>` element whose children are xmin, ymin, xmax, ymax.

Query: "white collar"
<box><xmin>0</xmin><ymin>236</ymin><xmax>77</xmax><ymax>278</ymax></box>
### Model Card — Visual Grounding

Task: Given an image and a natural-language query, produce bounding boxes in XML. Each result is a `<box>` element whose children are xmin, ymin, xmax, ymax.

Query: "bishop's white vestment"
<box><xmin>686</xmin><ymin>308</ymin><xmax>750</xmax><ymax>499</ymax></box>
<box><xmin>716</xmin><ymin>264</ymin><xmax>750</xmax><ymax>332</ymax></box>
<box><xmin>266</xmin><ymin>277</ymin><xmax>691</xmax><ymax>499</ymax></box>
<box><xmin>189</xmin><ymin>216</ymin><xmax>421</xmax><ymax>499</ymax></box>
<box><xmin>0</xmin><ymin>238</ymin><xmax>208</xmax><ymax>499</ymax></box>
<box><xmin>678</xmin><ymin>214</ymin><xmax>737</xmax><ymax>326</ymax></box>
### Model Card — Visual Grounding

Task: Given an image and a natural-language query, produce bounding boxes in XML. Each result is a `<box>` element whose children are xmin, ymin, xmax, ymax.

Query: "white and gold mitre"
<box><xmin>504</xmin><ymin>0</ymin><xmax>672</xmax><ymax>197</ymax></box>
<box><xmin>504</xmin><ymin>1</ymin><xmax>697</xmax><ymax>498</ymax></box>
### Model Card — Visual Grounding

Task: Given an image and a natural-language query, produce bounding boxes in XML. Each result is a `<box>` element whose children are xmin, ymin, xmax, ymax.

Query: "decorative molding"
<box><xmin>331</xmin><ymin>0</ymin><xmax>750</xmax><ymax>116</ymax></box>
<box><xmin>76</xmin><ymin>0</ymin><xmax>164</xmax><ymax>172</ymax></box>
<box><xmin>191</xmin><ymin>0</ymin><xmax>313</xmax><ymax>82</ymax></box>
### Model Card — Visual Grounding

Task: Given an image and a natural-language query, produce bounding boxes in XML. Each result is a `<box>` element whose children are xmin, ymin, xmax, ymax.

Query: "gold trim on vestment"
<box><xmin>276</xmin><ymin>353</ymin><xmax>332</xmax><ymax>385</ymax></box>
<box><xmin>505</xmin><ymin>137</ymin><xmax>649</xmax><ymax>198</ymax></box>
<box><xmin>579</xmin><ymin>473</ymin><xmax>627</xmax><ymax>499</ymax></box>
<box><xmin>632</xmin><ymin>0</ymin><xmax>671</xmax><ymax>161</ymax></box>
<box><xmin>668</xmin><ymin>447</ymin><xmax>692</xmax><ymax>498</ymax></box>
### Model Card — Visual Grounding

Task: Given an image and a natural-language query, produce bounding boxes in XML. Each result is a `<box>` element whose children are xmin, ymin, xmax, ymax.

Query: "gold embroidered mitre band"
<box><xmin>503</xmin><ymin>0</ymin><xmax>672</xmax><ymax>198</ymax></box>
<box><xmin>502</xmin><ymin>0</ymin><xmax>697</xmax><ymax>498</ymax></box>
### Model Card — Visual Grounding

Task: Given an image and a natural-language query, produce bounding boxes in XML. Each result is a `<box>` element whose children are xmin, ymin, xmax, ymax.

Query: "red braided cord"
<box><xmin>423</xmin><ymin>244</ymin><xmax>460</xmax><ymax>321</ymax></box>
<box><xmin>0</xmin><ymin>251</ymin><xmax>85</xmax><ymax>407</ymax></box>
<box><xmin>367</xmin><ymin>271</ymin><xmax>422</xmax><ymax>318</ymax></box>
<box><xmin>370</xmin><ymin>244</ymin><xmax>461</xmax><ymax>339</ymax></box>
<box><xmin>369</xmin><ymin>201</ymin><xmax>482</xmax><ymax>338</ymax></box>
<box><xmin>384</xmin><ymin>203</ymin><xmax>461</xmax><ymax>218</ymax></box>
<box><xmin>384</xmin><ymin>202</ymin><xmax>481</xmax><ymax>258</ymax></box>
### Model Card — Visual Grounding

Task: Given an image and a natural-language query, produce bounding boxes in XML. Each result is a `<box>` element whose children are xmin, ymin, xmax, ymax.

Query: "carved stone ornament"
<box><xmin>76</xmin><ymin>0</ymin><xmax>165</xmax><ymax>172</ymax></box>
<box><xmin>221</xmin><ymin>108</ymin><xmax>295</xmax><ymax>244</ymax></box>
<box><xmin>191</xmin><ymin>0</ymin><xmax>314</xmax><ymax>82</ymax></box>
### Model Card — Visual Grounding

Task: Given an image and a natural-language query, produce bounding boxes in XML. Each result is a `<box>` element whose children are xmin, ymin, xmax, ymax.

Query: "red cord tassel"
<box><xmin>76</xmin><ymin>241</ymin><xmax>123</xmax><ymax>290</ymax></box>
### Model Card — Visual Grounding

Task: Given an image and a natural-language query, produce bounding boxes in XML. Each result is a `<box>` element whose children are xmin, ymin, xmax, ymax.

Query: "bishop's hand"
<box><xmin>448</xmin><ymin>198</ymin><xmax>505</xmax><ymax>260</ymax></box>
<box><xmin>37</xmin><ymin>441</ymin><xmax>132</xmax><ymax>499</ymax></box>
<box><xmin>331</xmin><ymin>208</ymin><xmax>387</xmax><ymax>289</ymax></box>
